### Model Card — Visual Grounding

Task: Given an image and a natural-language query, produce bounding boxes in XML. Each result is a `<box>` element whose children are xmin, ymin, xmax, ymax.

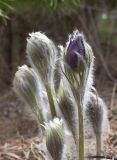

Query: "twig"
<box><xmin>110</xmin><ymin>82</ymin><xmax>117</xmax><ymax>110</ymax></box>
<box><xmin>86</xmin><ymin>155</ymin><xmax>117</xmax><ymax>160</ymax></box>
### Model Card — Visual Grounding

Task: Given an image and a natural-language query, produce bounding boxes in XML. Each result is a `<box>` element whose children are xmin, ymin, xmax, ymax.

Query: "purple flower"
<box><xmin>66</xmin><ymin>30</ymin><xmax>85</xmax><ymax>70</ymax></box>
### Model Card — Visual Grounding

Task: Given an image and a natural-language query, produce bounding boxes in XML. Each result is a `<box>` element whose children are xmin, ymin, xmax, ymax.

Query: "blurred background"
<box><xmin>0</xmin><ymin>0</ymin><xmax>116</xmax><ymax>145</ymax></box>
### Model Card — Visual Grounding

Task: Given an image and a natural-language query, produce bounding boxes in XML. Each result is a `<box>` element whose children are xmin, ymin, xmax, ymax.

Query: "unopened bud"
<box><xmin>58</xmin><ymin>87</ymin><xmax>78</xmax><ymax>143</ymax></box>
<box><xmin>64</xmin><ymin>30</ymin><xmax>94</xmax><ymax>92</ymax></box>
<box><xmin>13</xmin><ymin>65</ymin><xmax>44</xmax><ymax>123</ymax></box>
<box><xmin>13</xmin><ymin>65</ymin><xmax>37</xmax><ymax>106</ymax></box>
<box><xmin>44</xmin><ymin>118</ymin><xmax>64</xmax><ymax>160</ymax></box>
<box><xmin>86</xmin><ymin>93</ymin><xmax>107</xmax><ymax>134</ymax></box>
<box><xmin>65</xmin><ymin>30</ymin><xmax>93</xmax><ymax>72</ymax></box>
<box><xmin>26</xmin><ymin>32</ymin><xmax>57</xmax><ymax>82</ymax></box>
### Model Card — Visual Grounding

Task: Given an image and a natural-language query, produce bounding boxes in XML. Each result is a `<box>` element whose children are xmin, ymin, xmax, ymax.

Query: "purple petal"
<box><xmin>66</xmin><ymin>31</ymin><xmax>85</xmax><ymax>69</ymax></box>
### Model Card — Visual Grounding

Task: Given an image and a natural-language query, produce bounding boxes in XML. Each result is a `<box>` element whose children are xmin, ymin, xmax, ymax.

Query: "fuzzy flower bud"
<box><xmin>64</xmin><ymin>30</ymin><xmax>94</xmax><ymax>93</ymax></box>
<box><xmin>58</xmin><ymin>86</ymin><xmax>78</xmax><ymax>144</ymax></box>
<box><xmin>13</xmin><ymin>65</ymin><xmax>38</xmax><ymax>106</ymax></box>
<box><xmin>13</xmin><ymin>65</ymin><xmax>44</xmax><ymax>123</ymax></box>
<box><xmin>65</xmin><ymin>30</ymin><xmax>93</xmax><ymax>72</ymax></box>
<box><xmin>86</xmin><ymin>93</ymin><xmax>107</xmax><ymax>134</ymax></box>
<box><xmin>26</xmin><ymin>32</ymin><xmax>57</xmax><ymax>82</ymax></box>
<box><xmin>44</xmin><ymin>118</ymin><xmax>64</xmax><ymax>160</ymax></box>
<box><xmin>86</xmin><ymin>92</ymin><xmax>108</xmax><ymax>156</ymax></box>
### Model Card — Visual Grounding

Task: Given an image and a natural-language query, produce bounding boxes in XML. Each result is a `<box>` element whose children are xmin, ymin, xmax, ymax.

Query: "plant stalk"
<box><xmin>96</xmin><ymin>133</ymin><xmax>102</xmax><ymax>160</ymax></box>
<box><xmin>45</xmin><ymin>84</ymin><xmax>57</xmax><ymax>118</ymax></box>
<box><xmin>78</xmin><ymin>103</ymin><xmax>84</xmax><ymax>160</ymax></box>
<box><xmin>38</xmin><ymin>111</ymin><xmax>45</xmax><ymax>124</ymax></box>
<box><xmin>73</xmin><ymin>91</ymin><xmax>85</xmax><ymax>160</ymax></box>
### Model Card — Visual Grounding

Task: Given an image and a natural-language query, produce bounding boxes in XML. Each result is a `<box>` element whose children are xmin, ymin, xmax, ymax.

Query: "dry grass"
<box><xmin>0</xmin><ymin>136</ymin><xmax>117</xmax><ymax>160</ymax></box>
<box><xmin>0</xmin><ymin>137</ymin><xmax>45</xmax><ymax>160</ymax></box>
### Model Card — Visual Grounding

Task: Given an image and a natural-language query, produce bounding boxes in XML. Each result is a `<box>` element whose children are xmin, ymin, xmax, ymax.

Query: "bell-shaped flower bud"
<box><xmin>57</xmin><ymin>85</ymin><xmax>78</xmax><ymax>144</ymax></box>
<box><xmin>44</xmin><ymin>118</ymin><xmax>64</xmax><ymax>160</ymax></box>
<box><xmin>13</xmin><ymin>65</ymin><xmax>44</xmax><ymax>123</ymax></box>
<box><xmin>26</xmin><ymin>32</ymin><xmax>57</xmax><ymax>82</ymax></box>
<box><xmin>26</xmin><ymin>32</ymin><xmax>58</xmax><ymax>118</ymax></box>
<box><xmin>65</xmin><ymin>30</ymin><xmax>93</xmax><ymax>72</ymax></box>
<box><xmin>86</xmin><ymin>92</ymin><xmax>108</xmax><ymax>156</ymax></box>
<box><xmin>66</xmin><ymin>31</ymin><xmax>85</xmax><ymax>71</ymax></box>
<box><xmin>64</xmin><ymin>30</ymin><xmax>94</xmax><ymax>92</ymax></box>
<box><xmin>86</xmin><ymin>93</ymin><xmax>107</xmax><ymax>135</ymax></box>
<box><xmin>63</xmin><ymin>30</ymin><xmax>95</xmax><ymax>160</ymax></box>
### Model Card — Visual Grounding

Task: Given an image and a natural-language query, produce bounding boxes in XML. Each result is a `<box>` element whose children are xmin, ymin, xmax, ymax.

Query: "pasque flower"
<box><xmin>26</xmin><ymin>32</ymin><xmax>57</xmax><ymax>82</ymax></box>
<box><xmin>63</xmin><ymin>30</ymin><xmax>94</xmax><ymax>160</ymax></box>
<box><xmin>58</xmin><ymin>88</ymin><xmax>78</xmax><ymax>143</ymax></box>
<box><xmin>65</xmin><ymin>30</ymin><xmax>93</xmax><ymax>73</ymax></box>
<box><xmin>86</xmin><ymin>92</ymin><xmax>107</xmax><ymax>157</ymax></box>
<box><xmin>44</xmin><ymin>118</ymin><xmax>64</xmax><ymax>160</ymax></box>
<box><xmin>64</xmin><ymin>30</ymin><xmax>94</xmax><ymax>108</ymax></box>
<box><xmin>64</xmin><ymin>30</ymin><xmax>94</xmax><ymax>92</ymax></box>
<box><xmin>13</xmin><ymin>65</ymin><xmax>38</xmax><ymax>107</ymax></box>
<box><xmin>66</xmin><ymin>31</ymin><xmax>85</xmax><ymax>70</ymax></box>
<box><xmin>13</xmin><ymin>65</ymin><xmax>44</xmax><ymax>123</ymax></box>
<box><xmin>26</xmin><ymin>32</ymin><xmax>57</xmax><ymax>118</ymax></box>
<box><xmin>86</xmin><ymin>92</ymin><xmax>107</xmax><ymax>135</ymax></box>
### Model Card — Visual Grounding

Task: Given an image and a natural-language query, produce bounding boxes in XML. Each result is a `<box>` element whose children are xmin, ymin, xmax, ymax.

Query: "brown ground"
<box><xmin>0</xmin><ymin>78</ymin><xmax>116</xmax><ymax>160</ymax></box>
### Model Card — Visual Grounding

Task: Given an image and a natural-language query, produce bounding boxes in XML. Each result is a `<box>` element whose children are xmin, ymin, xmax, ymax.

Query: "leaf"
<box><xmin>0</xmin><ymin>0</ymin><xmax>14</xmax><ymax>10</ymax></box>
<box><xmin>0</xmin><ymin>9</ymin><xmax>9</xmax><ymax>19</ymax></box>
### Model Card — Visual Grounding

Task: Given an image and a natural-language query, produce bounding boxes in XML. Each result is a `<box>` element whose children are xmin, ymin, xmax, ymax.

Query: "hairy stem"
<box><xmin>96</xmin><ymin>133</ymin><xmax>102</xmax><ymax>160</ymax></box>
<box><xmin>38</xmin><ymin>111</ymin><xmax>45</xmax><ymax>124</ymax></box>
<box><xmin>78</xmin><ymin>103</ymin><xmax>84</xmax><ymax>160</ymax></box>
<box><xmin>73</xmin><ymin>90</ymin><xmax>84</xmax><ymax>160</ymax></box>
<box><xmin>45</xmin><ymin>84</ymin><xmax>57</xmax><ymax>118</ymax></box>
